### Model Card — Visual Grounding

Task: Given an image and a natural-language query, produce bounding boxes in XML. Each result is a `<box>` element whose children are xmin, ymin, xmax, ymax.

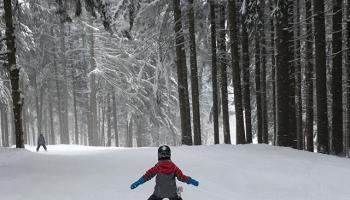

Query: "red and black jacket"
<box><xmin>142</xmin><ymin>160</ymin><xmax>189</xmax><ymax>198</ymax></box>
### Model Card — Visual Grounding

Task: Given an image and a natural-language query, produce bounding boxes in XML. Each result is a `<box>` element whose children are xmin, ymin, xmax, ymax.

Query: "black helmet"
<box><xmin>158</xmin><ymin>145</ymin><xmax>171</xmax><ymax>160</ymax></box>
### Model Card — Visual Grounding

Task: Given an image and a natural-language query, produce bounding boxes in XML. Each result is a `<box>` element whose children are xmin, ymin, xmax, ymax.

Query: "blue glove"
<box><xmin>130</xmin><ymin>177</ymin><xmax>146</xmax><ymax>190</ymax></box>
<box><xmin>187</xmin><ymin>177</ymin><xmax>199</xmax><ymax>187</ymax></box>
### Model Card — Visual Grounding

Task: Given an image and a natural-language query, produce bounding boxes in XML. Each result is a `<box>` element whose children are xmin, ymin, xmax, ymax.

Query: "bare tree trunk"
<box><xmin>255</xmin><ymin>28</ymin><xmax>263</xmax><ymax>144</ymax></box>
<box><xmin>270</xmin><ymin>17</ymin><xmax>277</xmax><ymax>145</ymax></box>
<box><xmin>287</xmin><ymin>0</ymin><xmax>297</xmax><ymax>149</ymax></box>
<box><xmin>259</xmin><ymin>1</ymin><xmax>268</xmax><ymax>144</ymax></box>
<box><xmin>60</xmin><ymin>22</ymin><xmax>69</xmax><ymax>144</ymax></box>
<box><xmin>346</xmin><ymin>0</ymin><xmax>350</xmax><ymax>157</ymax></box>
<box><xmin>228</xmin><ymin>0</ymin><xmax>245</xmax><ymax>144</ymax></box>
<box><xmin>106</xmin><ymin>93</ymin><xmax>111</xmax><ymax>146</ymax></box>
<box><xmin>304</xmin><ymin>0</ymin><xmax>314</xmax><ymax>151</ymax></box>
<box><xmin>209</xmin><ymin>0</ymin><xmax>219</xmax><ymax>144</ymax></box>
<box><xmin>218</xmin><ymin>2</ymin><xmax>231</xmax><ymax>144</ymax></box>
<box><xmin>127</xmin><ymin>113</ymin><xmax>133</xmax><ymax>147</ymax></box>
<box><xmin>1</xmin><ymin>105</ymin><xmax>9</xmax><ymax>147</ymax></box>
<box><xmin>89</xmin><ymin>18</ymin><xmax>98</xmax><ymax>146</ymax></box>
<box><xmin>295</xmin><ymin>0</ymin><xmax>303</xmax><ymax>150</ymax></box>
<box><xmin>72</xmin><ymin>68</ymin><xmax>79</xmax><ymax>144</ymax></box>
<box><xmin>188</xmin><ymin>0</ymin><xmax>201</xmax><ymax>145</ymax></box>
<box><xmin>112</xmin><ymin>90</ymin><xmax>119</xmax><ymax>146</ymax></box>
<box><xmin>241</xmin><ymin>0</ymin><xmax>252</xmax><ymax>144</ymax></box>
<box><xmin>331</xmin><ymin>0</ymin><xmax>343</xmax><ymax>155</ymax></box>
<box><xmin>275</xmin><ymin>0</ymin><xmax>291</xmax><ymax>147</ymax></box>
<box><xmin>100</xmin><ymin>96</ymin><xmax>105</xmax><ymax>146</ymax></box>
<box><xmin>173</xmin><ymin>0</ymin><xmax>192</xmax><ymax>145</ymax></box>
<box><xmin>48</xmin><ymin>94</ymin><xmax>55</xmax><ymax>145</ymax></box>
<box><xmin>4</xmin><ymin>0</ymin><xmax>24</xmax><ymax>148</ymax></box>
<box><xmin>313</xmin><ymin>0</ymin><xmax>329</xmax><ymax>154</ymax></box>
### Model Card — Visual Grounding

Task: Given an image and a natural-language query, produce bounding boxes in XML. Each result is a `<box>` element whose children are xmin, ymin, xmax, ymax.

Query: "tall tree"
<box><xmin>228</xmin><ymin>0</ymin><xmax>245</xmax><ymax>144</ymax></box>
<box><xmin>188</xmin><ymin>0</ymin><xmax>201</xmax><ymax>145</ymax></box>
<box><xmin>112</xmin><ymin>90</ymin><xmax>118</xmax><ymax>146</ymax></box>
<box><xmin>89</xmin><ymin>18</ymin><xmax>98</xmax><ymax>146</ymax></box>
<box><xmin>304</xmin><ymin>0</ymin><xmax>314</xmax><ymax>152</ymax></box>
<box><xmin>313</xmin><ymin>0</ymin><xmax>329</xmax><ymax>154</ymax></box>
<box><xmin>346</xmin><ymin>0</ymin><xmax>350</xmax><ymax>157</ymax></box>
<box><xmin>287</xmin><ymin>0</ymin><xmax>297</xmax><ymax>149</ymax></box>
<box><xmin>275</xmin><ymin>0</ymin><xmax>292</xmax><ymax>147</ymax></box>
<box><xmin>295</xmin><ymin>0</ymin><xmax>303</xmax><ymax>150</ymax></box>
<box><xmin>209</xmin><ymin>0</ymin><xmax>219</xmax><ymax>144</ymax></box>
<box><xmin>218</xmin><ymin>2</ymin><xmax>231</xmax><ymax>144</ymax></box>
<box><xmin>331</xmin><ymin>0</ymin><xmax>343</xmax><ymax>155</ymax></box>
<box><xmin>173</xmin><ymin>0</ymin><xmax>192</xmax><ymax>145</ymax></box>
<box><xmin>259</xmin><ymin>0</ymin><xmax>268</xmax><ymax>144</ymax></box>
<box><xmin>255</xmin><ymin>15</ymin><xmax>263</xmax><ymax>144</ymax></box>
<box><xmin>241</xmin><ymin>0</ymin><xmax>252</xmax><ymax>144</ymax></box>
<box><xmin>4</xmin><ymin>0</ymin><xmax>24</xmax><ymax>148</ymax></box>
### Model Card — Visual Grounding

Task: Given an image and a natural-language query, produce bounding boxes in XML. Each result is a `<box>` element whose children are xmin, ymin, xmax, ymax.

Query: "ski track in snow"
<box><xmin>0</xmin><ymin>144</ymin><xmax>350</xmax><ymax>200</ymax></box>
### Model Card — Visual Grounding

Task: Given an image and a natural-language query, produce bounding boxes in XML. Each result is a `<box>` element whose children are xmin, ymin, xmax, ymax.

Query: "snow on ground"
<box><xmin>1</xmin><ymin>144</ymin><xmax>350</xmax><ymax>200</ymax></box>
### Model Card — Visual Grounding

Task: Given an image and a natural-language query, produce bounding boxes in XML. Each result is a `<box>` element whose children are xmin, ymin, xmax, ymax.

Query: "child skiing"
<box><xmin>130</xmin><ymin>145</ymin><xmax>199</xmax><ymax>200</ymax></box>
<box><xmin>36</xmin><ymin>133</ymin><xmax>47</xmax><ymax>152</ymax></box>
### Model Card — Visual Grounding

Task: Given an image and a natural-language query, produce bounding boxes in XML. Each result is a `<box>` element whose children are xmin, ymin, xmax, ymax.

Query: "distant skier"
<box><xmin>130</xmin><ymin>145</ymin><xmax>199</xmax><ymax>200</ymax></box>
<box><xmin>36</xmin><ymin>133</ymin><xmax>47</xmax><ymax>152</ymax></box>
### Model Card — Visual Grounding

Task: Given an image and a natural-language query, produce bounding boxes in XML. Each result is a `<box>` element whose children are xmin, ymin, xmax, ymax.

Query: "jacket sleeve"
<box><xmin>174</xmin><ymin>166</ymin><xmax>189</xmax><ymax>183</ymax></box>
<box><xmin>143</xmin><ymin>165</ymin><xmax>158</xmax><ymax>181</ymax></box>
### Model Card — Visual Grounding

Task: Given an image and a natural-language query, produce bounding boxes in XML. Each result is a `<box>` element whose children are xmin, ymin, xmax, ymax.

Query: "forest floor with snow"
<box><xmin>0</xmin><ymin>144</ymin><xmax>349</xmax><ymax>200</ymax></box>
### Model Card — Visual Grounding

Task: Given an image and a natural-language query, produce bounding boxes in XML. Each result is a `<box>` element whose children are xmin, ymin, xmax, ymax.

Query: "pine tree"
<box><xmin>173</xmin><ymin>0</ymin><xmax>193</xmax><ymax>145</ymax></box>
<box><xmin>241</xmin><ymin>0</ymin><xmax>252</xmax><ymax>144</ymax></box>
<box><xmin>304</xmin><ymin>0</ymin><xmax>314</xmax><ymax>152</ymax></box>
<box><xmin>313</xmin><ymin>0</ymin><xmax>329</xmax><ymax>154</ymax></box>
<box><xmin>228</xmin><ymin>0</ymin><xmax>245</xmax><ymax>144</ymax></box>
<box><xmin>218</xmin><ymin>2</ymin><xmax>231</xmax><ymax>144</ymax></box>
<box><xmin>188</xmin><ymin>0</ymin><xmax>202</xmax><ymax>145</ymax></box>
<box><xmin>275</xmin><ymin>0</ymin><xmax>291</xmax><ymax>147</ymax></box>
<box><xmin>210</xmin><ymin>0</ymin><xmax>220</xmax><ymax>144</ymax></box>
<box><xmin>4</xmin><ymin>0</ymin><xmax>24</xmax><ymax>148</ymax></box>
<box><xmin>331</xmin><ymin>0</ymin><xmax>343</xmax><ymax>155</ymax></box>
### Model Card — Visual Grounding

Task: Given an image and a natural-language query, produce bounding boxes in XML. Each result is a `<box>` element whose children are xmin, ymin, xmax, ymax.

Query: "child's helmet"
<box><xmin>158</xmin><ymin>145</ymin><xmax>171</xmax><ymax>160</ymax></box>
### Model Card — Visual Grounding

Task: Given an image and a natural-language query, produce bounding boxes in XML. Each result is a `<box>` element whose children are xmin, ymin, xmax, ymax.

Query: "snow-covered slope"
<box><xmin>0</xmin><ymin>144</ymin><xmax>349</xmax><ymax>200</ymax></box>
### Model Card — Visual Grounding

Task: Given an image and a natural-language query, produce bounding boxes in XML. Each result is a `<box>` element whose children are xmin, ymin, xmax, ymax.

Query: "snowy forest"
<box><xmin>0</xmin><ymin>0</ymin><xmax>350</xmax><ymax>157</ymax></box>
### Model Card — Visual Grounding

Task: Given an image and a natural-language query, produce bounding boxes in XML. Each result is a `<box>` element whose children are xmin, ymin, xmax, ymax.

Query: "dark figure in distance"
<box><xmin>130</xmin><ymin>145</ymin><xmax>199</xmax><ymax>200</ymax></box>
<box><xmin>36</xmin><ymin>133</ymin><xmax>47</xmax><ymax>152</ymax></box>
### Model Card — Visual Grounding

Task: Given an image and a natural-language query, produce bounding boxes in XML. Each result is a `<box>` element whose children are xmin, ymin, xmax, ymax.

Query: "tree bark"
<box><xmin>188</xmin><ymin>0</ymin><xmax>201</xmax><ymax>145</ymax></box>
<box><xmin>173</xmin><ymin>0</ymin><xmax>192</xmax><ymax>145</ymax></box>
<box><xmin>1</xmin><ymin>105</ymin><xmax>9</xmax><ymax>147</ymax></box>
<box><xmin>346</xmin><ymin>0</ymin><xmax>350</xmax><ymax>157</ymax></box>
<box><xmin>48</xmin><ymin>94</ymin><xmax>55</xmax><ymax>145</ymax></box>
<box><xmin>4</xmin><ymin>0</ymin><xmax>24</xmax><ymax>148</ymax></box>
<box><xmin>72</xmin><ymin>68</ymin><xmax>79</xmax><ymax>144</ymax></box>
<box><xmin>241</xmin><ymin>0</ymin><xmax>252</xmax><ymax>144</ymax></box>
<box><xmin>287</xmin><ymin>0</ymin><xmax>297</xmax><ymax>149</ymax></box>
<box><xmin>209</xmin><ymin>0</ymin><xmax>219</xmax><ymax>144</ymax></box>
<box><xmin>304</xmin><ymin>0</ymin><xmax>314</xmax><ymax>152</ymax></box>
<box><xmin>218</xmin><ymin>2</ymin><xmax>231</xmax><ymax>144</ymax></box>
<box><xmin>295</xmin><ymin>0</ymin><xmax>303</xmax><ymax>150</ymax></box>
<box><xmin>275</xmin><ymin>0</ymin><xmax>291</xmax><ymax>147</ymax></box>
<box><xmin>89</xmin><ymin>18</ymin><xmax>98</xmax><ymax>146</ymax></box>
<box><xmin>228</xmin><ymin>0</ymin><xmax>245</xmax><ymax>144</ymax></box>
<box><xmin>106</xmin><ymin>93</ymin><xmax>111</xmax><ymax>146</ymax></box>
<box><xmin>112</xmin><ymin>90</ymin><xmax>119</xmax><ymax>146</ymax></box>
<box><xmin>255</xmin><ymin>27</ymin><xmax>263</xmax><ymax>144</ymax></box>
<box><xmin>259</xmin><ymin>1</ymin><xmax>268</xmax><ymax>144</ymax></box>
<box><xmin>331</xmin><ymin>0</ymin><xmax>343</xmax><ymax>155</ymax></box>
<box><xmin>313</xmin><ymin>0</ymin><xmax>329</xmax><ymax>154</ymax></box>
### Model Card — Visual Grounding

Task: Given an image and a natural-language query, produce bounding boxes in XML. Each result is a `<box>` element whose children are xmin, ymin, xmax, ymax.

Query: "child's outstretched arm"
<box><xmin>175</xmin><ymin>166</ymin><xmax>199</xmax><ymax>187</ymax></box>
<box><xmin>130</xmin><ymin>165</ymin><xmax>158</xmax><ymax>190</ymax></box>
